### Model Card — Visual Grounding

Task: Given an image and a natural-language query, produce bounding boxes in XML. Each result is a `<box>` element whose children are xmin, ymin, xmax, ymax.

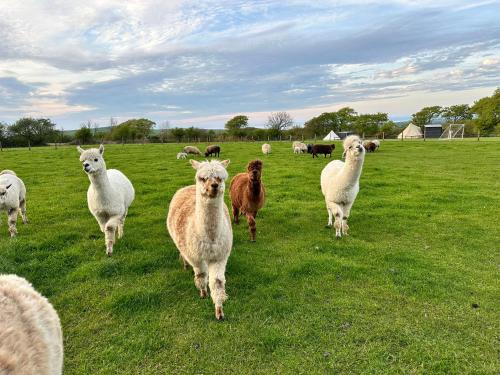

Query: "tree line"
<box><xmin>1</xmin><ymin>88</ymin><xmax>498</xmax><ymax>148</ymax></box>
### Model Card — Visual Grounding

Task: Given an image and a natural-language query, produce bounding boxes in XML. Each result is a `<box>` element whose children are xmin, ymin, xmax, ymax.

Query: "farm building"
<box><xmin>338</xmin><ymin>131</ymin><xmax>354</xmax><ymax>139</ymax></box>
<box><xmin>397</xmin><ymin>123</ymin><xmax>423</xmax><ymax>139</ymax></box>
<box><xmin>424</xmin><ymin>124</ymin><xmax>443</xmax><ymax>138</ymax></box>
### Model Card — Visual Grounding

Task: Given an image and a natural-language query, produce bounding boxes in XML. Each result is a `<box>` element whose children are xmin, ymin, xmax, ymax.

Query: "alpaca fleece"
<box><xmin>167</xmin><ymin>160</ymin><xmax>233</xmax><ymax>320</ymax></box>
<box><xmin>229</xmin><ymin>160</ymin><xmax>266</xmax><ymax>241</ymax></box>
<box><xmin>0</xmin><ymin>170</ymin><xmax>28</xmax><ymax>237</ymax></box>
<box><xmin>0</xmin><ymin>275</ymin><xmax>63</xmax><ymax>375</ymax></box>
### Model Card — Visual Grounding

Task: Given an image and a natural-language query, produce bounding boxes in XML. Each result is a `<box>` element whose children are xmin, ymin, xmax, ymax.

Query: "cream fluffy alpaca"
<box><xmin>321</xmin><ymin>135</ymin><xmax>365</xmax><ymax>238</ymax></box>
<box><xmin>167</xmin><ymin>159</ymin><xmax>233</xmax><ymax>320</ymax></box>
<box><xmin>0</xmin><ymin>275</ymin><xmax>63</xmax><ymax>375</ymax></box>
<box><xmin>261</xmin><ymin>143</ymin><xmax>271</xmax><ymax>155</ymax></box>
<box><xmin>0</xmin><ymin>170</ymin><xmax>28</xmax><ymax>237</ymax></box>
<box><xmin>77</xmin><ymin>145</ymin><xmax>135</xmax><ymax>256</ymax></box>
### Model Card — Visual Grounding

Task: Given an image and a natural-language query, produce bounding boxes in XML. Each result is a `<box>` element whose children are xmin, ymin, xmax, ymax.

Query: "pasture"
<box><xmin>0</xmin><ymin>140</ymin><xmax>498</xmax><ymax>374</ymax></box>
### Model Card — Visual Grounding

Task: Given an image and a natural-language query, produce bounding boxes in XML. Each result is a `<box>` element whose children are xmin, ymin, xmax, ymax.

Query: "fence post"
<box><xmin>382</xmin><ymin>132</ymin><xmax>385</xmax><ymax>140</ymax></box>
<box><xmin>477</xmin><ymin>130</ymin><xmax>480</xmax><ymax>141</ymax></box>
<box><xmin>424</xmin><ymin>127</ymin><xmax>426</xmax><ymax>142</ymax></box>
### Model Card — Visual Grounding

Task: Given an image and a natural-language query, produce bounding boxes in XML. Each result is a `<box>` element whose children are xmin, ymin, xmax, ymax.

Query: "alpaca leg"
<box><xmin>232</xmin><ymin>204</ymin><xmax>240</xmax><ymax>224</ymax></box>
<box><xmin>96</xmin><ymin>215</ymin><xmax>107</xmax><ymax>233</ymax></box>
<box><xmin>193</xmin><ymin>262</ymin><xmax>208</xmax><ymax>298</ymax></box>
<box><xmin>326</xmin><ymin>204</ymin><xmax>333</xmax><ymax>227</ymax></box>
<box><xmin>104</xmin><ymin>219</ymin><xmax>117</xmax><ymax>256</ymax></box>
<box><xmin>208</xmin><ymin>261</ymin><xmax>228</xmax><ymax>321</ymax></box>
<box><xmin>342</xmin><ymin>203</ymin><xmax>353</xmax><ymax>236</ymax></box>
<box><xmin>246</xmin><ymin>212</ymin><xmax>257</xmax><ymax>241</ymax></box>
<box><xmin>329</xmin><ymin>203</ymin><xmax>344</xmax><ymax>238</ymax></box>
<box><xmin>180</xmin><ymin>254</ymin><xmax>190</xmax><ymax>270</ymax></box>
<box><xmin>19</xmin><ymin>199</ymin><xmax>28</xmax><ymax>224</ymax></box>
<box><xmin>7</xmin><ymin>208</ymin><xmax>17</xmax><ymax>237</ymax></box>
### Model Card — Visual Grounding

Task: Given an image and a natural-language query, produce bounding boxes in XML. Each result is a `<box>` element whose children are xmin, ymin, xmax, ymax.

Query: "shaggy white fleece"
<box><xmin>0</xmin><ymin>170</ymin><xmax>28</xmax><ymax>237</ymax></box>
<box><xmin>261</xmin><ymin>143</ymin><xmax>271</xmax><ymax>155</ymax></box>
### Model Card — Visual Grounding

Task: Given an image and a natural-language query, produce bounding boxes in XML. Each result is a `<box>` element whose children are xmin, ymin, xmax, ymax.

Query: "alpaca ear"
<box><xmin>220</xmin><ymin>160</ymin><xmax>230</xmax><ymax>168</ymax></box>
<box><xmin>6</xmin><ymin>184</ymin><xmax>12</xmax><ymax>190</ymax></box>
<box><xmin>99</xmin><ymin>144</ymin><xmax>104</xmax><ymax>154</ymax></box>
<box><xmin>190</xmin><ymin>159</ymin><xmax>201</xmax><ymax>169</ymax></box>
<box><xmin>77</xmin><ymin>146</ymin><xmax>84</xmax><ymax>154</ymax></box>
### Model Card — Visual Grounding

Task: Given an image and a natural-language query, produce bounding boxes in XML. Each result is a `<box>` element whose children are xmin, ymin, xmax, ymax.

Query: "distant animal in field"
<box><xmin>177</xmin><ymin>152</ymin><xmax>188</xmax><ymax>160</ymax></box>
<box><xmin>261</xmin><ymin>143</ymin><xmax>271</xmax><ymax>155</ymax></box>
<box><xmin>363</xmin><ymin>140</ymin><xmax>378</xmax><ymax>152</ymax></box>
<box><xmin>77</xmin><ymin>145</ymin><xmax>135</xmax><ymax>256</ymax></box>
<box><xmin>0</xmin><ymin>170</ymin><xmax>28</xmax><ymax>237</ymax></box>
<box><xmin>307</xmin><ymin>144</ymin><xmax>313</xmax><ymax>154</ymax></box>
<box><xmin>205</xmin><ymin>145</ymin><xmax>221</xmax><ymax>157</ymax></box>
<box><xmin>230</xmin><ymin>160</ymin><xmax>266</xmax><ymax>242</ymax></box>
<box><xmin>0</xmin><ymin>274</ymin><xmax>63</xmax><ymax>375</ymax></box>
<box><xmin>321</xmin><ymin>135</ymin><xmax>365</xmax><ymax>238</ymax></box>
<box><xmin>183</xmin><ymin>146</ymin><xmax>202</xmax><ymax>155</ymax></box>
<box><xmin>167</xmin><ymin>159</ymin><xmax>232</xmax><ymax>321</ymax></box>
<box><xmin>294</xmin><ymin>146</ymin><xmax>301</xmax><ymax>154</ymax></box>
<box><xmin>312</xmin><ymin>144</ymin><xmax>335</xmax><ymax>158</ymax></box>
<box><xmin>292</xmin><ymin>141</ymin><xmax>307</xmax><ymax>153</ymax></box>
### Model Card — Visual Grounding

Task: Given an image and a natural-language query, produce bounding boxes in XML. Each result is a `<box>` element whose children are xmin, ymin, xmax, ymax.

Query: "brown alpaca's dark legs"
<box><xmin>247</xmin><ymin>212</ymin><xmax>257</xmax><ymax>241</ymax></box>
<box><xmin>232</xmin><ymin>204</ymin><xmax>240</xmax><ymax>224</ymax></box>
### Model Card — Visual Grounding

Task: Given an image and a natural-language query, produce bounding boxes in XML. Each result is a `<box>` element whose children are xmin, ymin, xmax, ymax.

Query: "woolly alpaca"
<box><xmin>321</xmin><ymin>135</ymin><xmax>365</xmax><ymax>238</ymax></box>
<box><xmin>167</xmin><ymin>159</ymin><xmax>232</xmax><ymax>320</ymax></box>
<box><xmin>261</xmin><ymin>143</ymin><xmax>271</xmax><ymax>155</ymax></box>
<box><xmin>177</xmin><ymin>152</ymin><xmax>188</xmax><ymax>160</ymax></box>
<box><xmin>0</xmin><ymin>274</ymin><xmax>63</xmax><ymax>375</ymax></box>
<box><xmin>77</xmin><ymin>145</ymin><xmax>135</xmax><ymax>256</ymax></box>
<box><xmin>0</xmin><ymin>170</ymin><xmax>28</xmax><ymax>237</ymax></box>
<box><xmin>229</xmin><ymin>160</ymin><xmax>266</xmax><ymax>242</ymax></box>
<box><xmin>183</xmin><ymin>146</ymin><xmax>202</xmax><ymax>155</ymax></box>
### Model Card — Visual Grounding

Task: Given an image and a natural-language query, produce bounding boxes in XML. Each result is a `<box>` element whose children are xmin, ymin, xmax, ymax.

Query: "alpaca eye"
<box><xmin>94</xmin><ymin>158</ymin><xmax>98</xmax><ymax>162</ymax></box>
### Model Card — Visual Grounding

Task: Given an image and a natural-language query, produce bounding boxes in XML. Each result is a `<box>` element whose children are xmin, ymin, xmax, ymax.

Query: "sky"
<box><xmin>0</xmin><ymin>0</ymin><xmax>499</xmax><ymax>130</ymax></box>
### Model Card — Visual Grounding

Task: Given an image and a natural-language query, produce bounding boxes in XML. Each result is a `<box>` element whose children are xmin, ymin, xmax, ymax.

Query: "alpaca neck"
<box><xmin>341</xmin><ymin>156</ymin><xmax>364</xmax><ymax>187</ymax></box>
<box><xmin>194</xmin><ymin>190</ymin><xmax>224</xmax><ymax>241</ymax></box>
<box><xmin>248</xmin><ymin>178</ymin><xmax>261</xmax><ymax>197</ymax></box>
<box><xmin>88</xmin><ymin>168</ymin><xmax>113</xmax><ymax>197</ymax></box>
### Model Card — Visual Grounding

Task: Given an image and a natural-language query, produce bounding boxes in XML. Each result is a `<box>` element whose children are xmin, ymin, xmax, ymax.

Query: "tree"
<box><xmin>441</xmin><ymin>104</ymin><xmax>472</xmax><ymax>124</ymax></box>
<box><xmin>9</xmin><ymin>117</ymin><xmax>56</xmax><ymax>149</ymax></box>
<box><xmin>304</xmin><ymin>112</ymin><xmax>340</xmax><ymax>137</ymax></box>
<box><xmin>266</xmin><ymin>111</ymin><xmax>293</xmax><ymax>137</ymax></box>
<box><xmin>110</xmin><ymin>118</ymin><xmax>155</xmax><ymax>142</ymax></box>
<box><xmin>225</xmin><ymin>115</ymin><xmax>248</xmax><ymax>137</ymax></box>
<box><xmin>471</xmin><ymin>88</ymin><xmax>500</xmax><ymax>134</ymax></box>
<box><xmin>75</xmin><ymin>124</ymin><xmax>93</xmax><ymax>144</ymax></box>
<box><xmin>170</xmin><ymin>127</ymin><xmax>185</xmax><ymax>142</ymax></box>
<box><xmin>352</xmin><ymin>113</ymin><xmax>388</xmax><ymax>135</ymax></box>
<box><xmin>411</xmin><ymin>106</ymin><xmax>442</xmax><ymax>125</ymax></box>
<box><xmin>336</xmin><ymin>107</ymin><xmax>357</xmax><ymax>129</ymax></box>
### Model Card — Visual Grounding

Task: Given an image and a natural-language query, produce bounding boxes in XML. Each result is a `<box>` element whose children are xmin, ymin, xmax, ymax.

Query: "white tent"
<box><xmin>323</xmin><ymin>130</ymin><xmax>340</xmax><ymax>140</ymax></box>
<box><xmin>397</xmin><ymin>123</ymin><xmax>423</xmax><ymax>139</ymax></box>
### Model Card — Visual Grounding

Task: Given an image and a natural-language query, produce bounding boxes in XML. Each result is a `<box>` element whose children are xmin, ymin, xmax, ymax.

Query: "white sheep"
<box><xmin>321</xmin><ymin>135</ymin><xmax>365</xmax><ymax>238</ymax></box>
<box><xmin>0</xmin><ymin>170</ymin><xmax>28</xmax><ymax>237</ymax></box>
<box><xmin>293</xmin><ymin>146</ymin><xmax>301</xmax><ymax>154</ymax></box>
<box><xmin>0</xmin><ymin>274</ymin><xmax>63</xmax><ymax>375</ymax></box>
<box><xmin>77</xmin><ymin>145</ymin><xmax>135</xmax><ymax>256</ymax></box>
<box><xmin>261</xmin><ymin>143</ymin><xmax>271</xmax><ymax>155</ymax></box>
<box><xmin>167</xmin><ymin>159</ymin><xmax>232</xmax><ymax>320</ymax></box>
<box><xmin>177</xmin><ymin>152</ymin><xmax>188</xmax><ymax>160</ymax></box>
<box><xmin>292</xmin><ymin>141</ymin><xmax>307</xmax><ymax>153</ymax></box>
<box><xmin>183</xmin><ymin>146</ymin><xmax>202</xmax><ymax>155</ymax></box>
<box><xmin>372</xmin><ymin>139</ymin><xmax>380</xmax><ymax>150</ymax></box>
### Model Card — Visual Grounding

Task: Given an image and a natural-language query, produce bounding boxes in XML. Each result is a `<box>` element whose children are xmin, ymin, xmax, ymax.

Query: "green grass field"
<box><xmin>0</xmin><ymin>140</ymin><xmax>498</xmax><ymax>374</ymax></box>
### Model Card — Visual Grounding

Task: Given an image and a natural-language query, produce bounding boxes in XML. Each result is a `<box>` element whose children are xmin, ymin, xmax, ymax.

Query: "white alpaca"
<box><xmin>0</xmin><ymin>274</ymin><xmax>63</xmax><ymax>375</ymax></box>
<box><xmin>321</xmin><ymin>135</ymin><xmax>365</xmax><ymax>238</ymax></box>
<box><xmin>77</xmin><ymin>145</ymin><xmax>135</xmax><ymax>256</ymax></box>
<box><xmin>167</xmin><ymin>159</ymin><xmax>232</xmax><ymax>320</ymax></box>
<box><xmin>261</xmin><ymin>143</ymin><xmax>271</xmax><ymax>155</ymax></box>
<box><xmin>293</xmin><ymin>146</ymin><xmax>301</xmax><ymax>154</ymax></box>
<box><xmin>177</xmin><ymin>152</ymin><xmax>188</xmax><ymax>160</ymax></box>
<box><xmin>0</xmin><ymin>170</ymin><xmax>28</xmax><ymax>237</ymax></box>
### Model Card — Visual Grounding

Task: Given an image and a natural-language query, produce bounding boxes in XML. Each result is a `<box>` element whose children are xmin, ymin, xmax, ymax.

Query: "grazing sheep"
<box><xmin>229</xmin><ymin>160</ymin><xmax>266</xmax><ymax>242</ymax></box>
<box><xmin>307</xmin><ymin>144</ymin><xmax>313</xmax><ymax>154</ymax></box>
<box><xmin>363</xmin><ymin>140</ymin><xmax>377</xmax><ymax>152</ymax></box>
<box><xmin>77</xmin><ymin>145</ymin><xmax>135</xmax><ymax>256</ymax></box>
<box><xmin>294</xmin><ymin>146</ymin><xmax>301</xmax><ymax>154</ymax></box>
<box><xmin>312</xmin><ymin>144</ymin><xmax>335</xmax><ymax>158</ymax></box>
<box><xmin>261</xmin><ymin>143</ymin><xmax>271</xmax><ymax>155</ymax></box>
<box><xmin>183</xmin><ymin>146</ymin><xmax>202</xmax><ymax>155</ymax></box>
<box><xmin>0</xmin><ymin>170</ymin><xmax>28</xmax><ymax>237</ymax></box>
<box><xmin>372</xmin><ymin>139</ymin><xmax>380</xmax><ymax>150</ymax></box>
<box><xmin>167</xmin><ymin>159</ymin><xmax>232</xmax><ymax>320</ymax></box>
<box><xmin>321</xmin><ymin>135</ymin><xmax>365</xmax><ymax>238</ymax></box>
<box><xmin>177</xmin><ymin>152</ymin><xmax>188</xmax><ymax>160</ymax></box>
<box><xmin>0</xmin><ymin>274</ymin><xmax>63</xmax><ymax>375</ymax></box>
<box><xmin>205</xmin><ymin>145</ymin><xmax>221</xmax><ymax>157</ymax></box>
<box><xmin>292</xmin><ymin>141</ymin><xmax>307</xmax><ymax>153</ymax></box>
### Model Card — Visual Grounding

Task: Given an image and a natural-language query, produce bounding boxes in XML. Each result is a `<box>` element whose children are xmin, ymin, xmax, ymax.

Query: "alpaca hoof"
<box><xmin>200</xmin><ymin>290</ymin><xmax>208</xmax><ymax>298</ymax></box>
<box><xmin>215</xmin><ymin>307</ymin><xmax>224</xmax><ymax>321</ymax></box>
<box><xmin>106</xmin><ymin>250</ymin><xmax>113</xmax><ymax>256</ymax></box>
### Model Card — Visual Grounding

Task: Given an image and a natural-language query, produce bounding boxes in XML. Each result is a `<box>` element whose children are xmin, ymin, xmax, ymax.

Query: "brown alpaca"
<box><xmin>229</xmin><ymin>160</ymin><xmax>266</xmax><ymax>241</ymax></box>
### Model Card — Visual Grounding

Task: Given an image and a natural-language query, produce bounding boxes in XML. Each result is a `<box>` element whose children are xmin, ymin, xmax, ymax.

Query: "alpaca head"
<box><xmin>342</xmin><ymin>135</ymin><xmax>364</xmax><ymax>160</ymax></box>
<box><xmin>190</xmin><ymin>159</ymin><xmax>230</xmax><ymax>199</ymax></box>
<box><xmin>77</xmin><ymin>144</ymin><xmax>106</xmax><ymax>174</ymax></box>
<box><xmin>0</xmin><ymin>184</ymin><xmax>12</xmax><ymax>202</ymax></box>
<box><xmin>247</xmin><ymin>160</ymin><xmax>263</xmax><ymax>182</ymax></box>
